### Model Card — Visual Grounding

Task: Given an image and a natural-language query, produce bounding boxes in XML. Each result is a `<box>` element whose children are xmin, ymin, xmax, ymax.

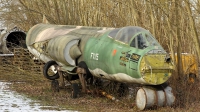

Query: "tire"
<box><xmin>43</xmin><ymin>61</ymin><xmax>59</xmax><ymax>80</ymax></box>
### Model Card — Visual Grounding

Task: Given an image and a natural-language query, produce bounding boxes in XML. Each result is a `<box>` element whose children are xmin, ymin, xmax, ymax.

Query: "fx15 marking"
<box><xmin>90</xmin><ymin>53</ymin><xmax>99</xmax><ymax>60</ymax></box>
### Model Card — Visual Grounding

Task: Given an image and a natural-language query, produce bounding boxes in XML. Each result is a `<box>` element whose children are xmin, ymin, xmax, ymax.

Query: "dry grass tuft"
<box><xmin>168</xmin><ymin>72</ymin><xmax>200</xmax><ymax>110</ymax></box>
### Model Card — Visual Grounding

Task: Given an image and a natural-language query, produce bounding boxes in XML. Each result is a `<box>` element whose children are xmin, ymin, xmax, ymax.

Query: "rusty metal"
<box><xmin>99</xmin><ymin>90</ymin><xmax>116</xmax><ymax>101</ymax></box>
<box><xmin>76</xmin><ymin>67</ymin><xmax>87</xmax><ymax>93</ymax></box>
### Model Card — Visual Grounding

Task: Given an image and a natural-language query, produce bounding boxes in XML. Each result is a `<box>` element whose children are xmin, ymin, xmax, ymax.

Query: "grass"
<box><xmin>0</xmin><ymin>56</ymin><xmax>200</xmax><ymax>112</ymax></box>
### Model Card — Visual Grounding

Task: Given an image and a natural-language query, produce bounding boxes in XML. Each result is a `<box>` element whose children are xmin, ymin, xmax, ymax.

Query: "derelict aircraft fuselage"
<box><xmin>26</xmin><ymin>23</ymin><xmax>175</xmax><ymax>110</ymax></box>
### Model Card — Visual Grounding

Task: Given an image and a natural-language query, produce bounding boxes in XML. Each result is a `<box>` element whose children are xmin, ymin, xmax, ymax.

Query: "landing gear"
<box><xmin>51</xmin><ymin>80</ymin><xmax>59</xmax><ymax>92</ymax></box>
<box><xmin>71</xmin><ymin>83</ymin><xmax>80</xmax><ymax>98</ymax></box>
<box><xmin>43</xmin><ymin>61</ymin><xmax>59</xmax><ymax>80</ymax></box>
<box><xmin>44</xmin><ymin>61</ymin><xmax>92</xmax><ymax>96</ymax></box>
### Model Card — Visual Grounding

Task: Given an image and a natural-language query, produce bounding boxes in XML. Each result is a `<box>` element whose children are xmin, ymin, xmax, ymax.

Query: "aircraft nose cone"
<box><xmin>139</xmin><ymin>54</ymin><xmax>174</xmax><ymax>85</ymax></box>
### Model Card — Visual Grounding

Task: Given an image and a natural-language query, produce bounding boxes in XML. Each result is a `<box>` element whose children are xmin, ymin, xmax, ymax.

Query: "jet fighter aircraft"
<box><xmin>26</xmin><ymin>23</ymin><xmax>175</xmax><ymax>110</ymax></box>
<box><xmin>0</xmin><ymin>27</ymin><xmax>26</xmax><ymax>55</ymax></box>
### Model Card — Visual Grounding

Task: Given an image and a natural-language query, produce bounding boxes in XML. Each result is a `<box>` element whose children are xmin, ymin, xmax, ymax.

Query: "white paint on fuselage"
<box><xmin>27</xmin><ymin>46</ymin><xmax>52</xmax><ymax>63</ymax></box>
<box><xmin>89</xmin><ymin>68</ymin><xmax>148</xmax><ymax>84</ymax></box>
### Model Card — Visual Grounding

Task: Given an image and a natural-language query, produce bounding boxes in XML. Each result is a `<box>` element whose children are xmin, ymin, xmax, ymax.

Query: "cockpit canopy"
<box><xmin>108</xmin><ymin>26</ymin><xmax>161</xmax><ymax>49</ymax></box>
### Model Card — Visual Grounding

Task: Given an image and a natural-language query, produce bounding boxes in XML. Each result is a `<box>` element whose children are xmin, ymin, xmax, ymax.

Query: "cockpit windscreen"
<box><xmin>108</xmin><ymin>26</ymin><xmax>161</xmax><ymax>49</ymax></box>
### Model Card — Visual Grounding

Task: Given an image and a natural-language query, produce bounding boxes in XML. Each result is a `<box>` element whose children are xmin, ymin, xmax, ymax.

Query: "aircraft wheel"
<box><xmin>43</xmin><ymin>61</ymin><xmax>59</xmax><ymax>80</ymax></box>
<box><xmin>51</xmin><ymin>80</ymin><xmax>59</xmax><ymax>92</ymax></box>
<box><xmin>71</xmin><ymin>83</ymin><xmax>80</xmax><ymax>98</ymax></box>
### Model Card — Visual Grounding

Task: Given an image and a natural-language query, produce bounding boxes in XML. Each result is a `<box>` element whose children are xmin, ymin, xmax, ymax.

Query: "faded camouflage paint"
<box><xmin>0</xmin><ymin>33</ymin><xmax>9</xmax><ymax>54</ymax></box>
<box><xmin>26</xmin><ymin>24</ymin><xmax>174</xmax><ymax>85</ymax></box>
<box><xmin>26</xmin><ymin>23</ymin><xmax>113</xmax><ymax>65</ymax></box>
<box><xmin>26</xmin><ymin>24</ymin><xmax>113</xmax><ymax>45</ymax></box>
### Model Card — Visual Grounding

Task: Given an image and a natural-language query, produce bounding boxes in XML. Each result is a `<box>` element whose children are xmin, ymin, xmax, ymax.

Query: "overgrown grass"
<box><xmin>0</xmin><ymin>56</ymin><xmax>200</xmax><ymax>112</ymax></box>
<box><xmin>169</xmin><ymin>74</ymin><xmax>200</xmax><ymax>109</ymax></box>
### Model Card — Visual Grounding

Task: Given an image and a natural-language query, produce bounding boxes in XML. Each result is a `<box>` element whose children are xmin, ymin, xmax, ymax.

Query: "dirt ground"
<box><xmin>0</xmin><ymin>56</ymin><xmax>200</xmax><ymax>112</ymax></box>
<box><xmin>0</xmin><ymin>81</ymin><xmax>73</xmax><ymax>112</ymax></box>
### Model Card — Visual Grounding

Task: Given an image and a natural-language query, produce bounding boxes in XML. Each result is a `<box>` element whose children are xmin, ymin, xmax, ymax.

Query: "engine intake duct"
<box><xmin>0</xmin><ymin>27</ymin><xmax>26</xmax><ymax>54</ymax></box>
<box><xmin>46</xmin><ymin>35</ymin><xmax>81</xmax><ymax>66</ymax></box>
